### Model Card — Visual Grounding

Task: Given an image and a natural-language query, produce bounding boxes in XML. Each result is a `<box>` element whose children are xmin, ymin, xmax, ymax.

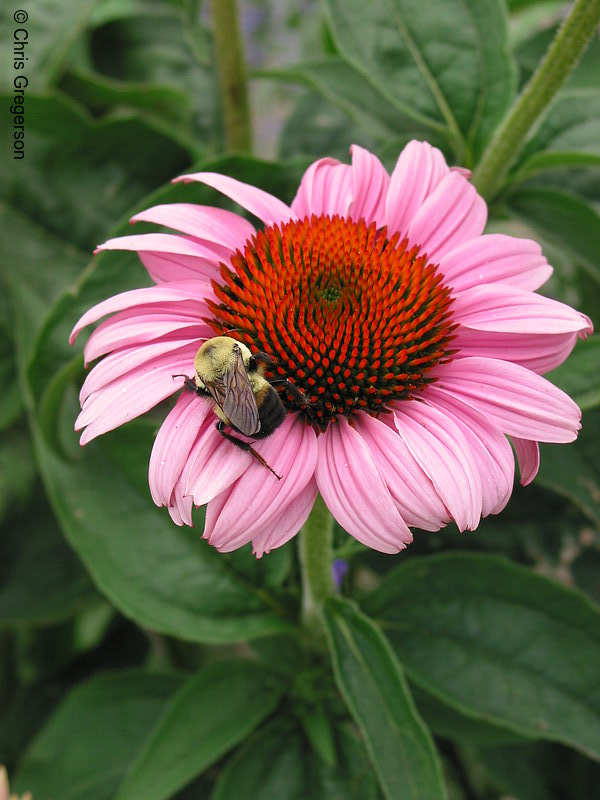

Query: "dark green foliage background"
<box><xmin>1</xmin><ymin>1</ymin><xmax>599</xmax><ymax>798</ymax></box>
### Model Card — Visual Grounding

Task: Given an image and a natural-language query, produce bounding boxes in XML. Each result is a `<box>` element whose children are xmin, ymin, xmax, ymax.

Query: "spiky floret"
<box><xmin>207</xmin><ymin>214</ymin><xmax>457</xmax><ymax>430</ymax></box>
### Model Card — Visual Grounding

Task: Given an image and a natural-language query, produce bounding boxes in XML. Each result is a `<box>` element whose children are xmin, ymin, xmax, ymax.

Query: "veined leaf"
<box><xmin>324</xmin><ymin>596</ymin><xmax>447</xmax><ymax>800</ymax></box>
<box><xmin>323</xmin><ymin>0</ymin><xmax>516</xmax><ymax>163</ymax></box>
<box><xmin>363</xmin><ymin>553</ymin><xmax>600</xmax><ymax>761</ymax></box>
<box><xmin>14</xmin><ymin>671</ymin><xmax>184</xmax><ymax>800</ymax></box>
<box><xmin>115</xmin><ymin>661</ymin><xmax>284</xmax><ymax>800</ymax></box>
<box><xmin>512</xmin><ymin>90</ymin><xmax>600</xmax><ymax>182</ymax></box>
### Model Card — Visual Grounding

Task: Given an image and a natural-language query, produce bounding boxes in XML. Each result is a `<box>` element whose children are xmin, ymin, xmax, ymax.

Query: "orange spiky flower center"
<box><xmin>207</xmin><ymin>214</ymin><xmax>456</xmax><ymax>430</ymax></box>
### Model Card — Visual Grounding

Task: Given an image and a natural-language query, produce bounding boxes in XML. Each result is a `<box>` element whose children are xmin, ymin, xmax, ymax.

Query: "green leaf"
<box><xmin>572</xmin><ymin>548</ymin><xmax>600</xmax><ymax>607</ymax></box>
<box><xmin>37</xmin><ymin>354</ymin><xmax>88</xmax><ymax>460</ymax></box>
<box><xmin>0</xmin><ymin>494</ymin><xmax>98</xmax><ymax>628</ymax></box>
<box><xmin>0</xmin><ymin>320</ymin><xmax>22</xmax><ymax>430</ymax></box>
<box><xmin>476</xmin><ymin>740</ymin><xmax>600</xmax><ymax>800</ymax></box>
<box><xmin>0</xmin><ymin>0</ymin><xmax>96</xmax><ymax>89</ymax></box>
<box><xmin>115</xmin><ymin>660</ymin><xmax>284</xmax><ymax>800</ymax></box>
<box><xmin>250</xmin><ymin>632</ymin><xmax>308</xmax><ymax>676</ymax></box>
<box><xmin>260</xmin><ymin>59</ymin><xmax>434</xmax><ymax>145</ymax></box>
<box><xmin>0</xmin><ymin>426</ymin><xmax>37</xmax><ymax>525</ymax></box>
<box><xmin>546</xmin><ymin>334</ymin><xmax>600</xmax><ymax>412</ymax></box>
<box><xmin>410</xmin><ymin>682</ymin><xmax>533</xmax><ymax>747</ymax></box>
<box><xmin>363</xmin><ymin>553</ymin><xmax>600</xmax><ymax>760</ymax></box>
<box><xmin>84</xmin><ymin>11</ymin><xmax>217</xmax><ymax>154</ymax></box>
<box><xmin>1</xmin><ymin>92</ymin><xmax>191</xmax><ymax>250</ymax></box>
<box><xmin>472</xmin><ymin>741</ymin><xmax>554</xmax><ymax>800</ymax></box>
<box><xmin>60</xmin><ymin>69</ymin><xmax>191</xmax><ymax>130</ymax></box>
<box><xmin>211</xmin><ymin>718</ymin><xmax>380</xmax><ymax>800</ymax></box>
<box><xmin>0</xmin><ymin>203</ymin><xmax>87</xmax><ymax>375</ymax></box>
<box><xmin>14</xmin><ymin>670</ymin><xmax>184</xmax><ymax>800</ymax></box>
<box><xmin>505</xmin><ymin>187</ymin><xmax>600</xmax><ymax>285</ymax></box>
<box><xmin>31</xmin><ymin>418</ymin><xmax>294</xmax><ymax>643</ymax></box>
<box><xmin>223</xmin><ymin>539</ymin><xmax>294</xmax><ymax>593</ymax></box>
<box><xmin>0</xmin><ymin>682</ymin><xmax>69</xmax><ymax>773</ymax></box>
<box><xmin>90</xmin><ymin>12</ymin><xmax>209</xmax><ymax>93</ymax></box>
<box><xmin>537</xmin><ymin>408</ymin><xmax>600</xmax><ymax>530</ymax></box>
<box><xmin>323</xmin><ymin>596</ymin><xmax>447</xmax><ymax>800</ymax></box>
<box><xmin>513</xmin><ymin>90</ymin><xmax>600</xmax><ymax>181</ymax></box>
<box><xmin>278</xmin><ymin>91</ymin><xmax>375</xmax><ymax>163</ymax></box>
<box><xmin>323</xmin><ymin>0</ymin><xmax>516</xmax><ymax>162</ymax></box>
<box><xmin>296</xmin><ymin>705</ymin><xmax>337</xmax><ymax>767</ymax></box>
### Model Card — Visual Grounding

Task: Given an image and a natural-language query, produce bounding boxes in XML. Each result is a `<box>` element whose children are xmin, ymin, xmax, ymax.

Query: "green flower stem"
<box><xmin>472</xmin><ymin>0</ymin><xmax>600</xmax><ymax>201</ymax></box>
<box><xmin>299</xmin><ymin>494</ymin><xmax>335</xmax><ymax>636</ymax></box>
<box><xmin>210</xmin><ymin>0</ymin><xmax>253</xmax><ymax>153</ymax></box>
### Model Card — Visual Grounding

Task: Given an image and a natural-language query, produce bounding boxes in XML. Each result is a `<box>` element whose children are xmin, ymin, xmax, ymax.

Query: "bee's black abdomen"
<box><xmin>255</xmin><ymin>385</ymin><xmax>286</xmax><ymax>439</ymax></box>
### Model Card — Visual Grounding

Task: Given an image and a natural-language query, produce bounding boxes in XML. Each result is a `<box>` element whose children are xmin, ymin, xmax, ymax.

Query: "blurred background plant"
<box><xmin>1</xmin><ymin>1</ymin><xmax>600</xmax><ymax>798</ymax></box>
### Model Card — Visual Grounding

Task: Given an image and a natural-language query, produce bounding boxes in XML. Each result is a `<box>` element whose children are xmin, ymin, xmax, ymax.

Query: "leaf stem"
<box><xmin>210</xmin><ymin>0</ymin><xmax>253</xmax><ymax>153</ymax></box>
<box><xmin>299</xmin><ymin>494</ymin><xmax>335</xmax><ymax>637</ymax></box>
<box><xmin>472</xmin><ymin>0</ymin><xmax>600</xmax><ymax>201</ymax></box>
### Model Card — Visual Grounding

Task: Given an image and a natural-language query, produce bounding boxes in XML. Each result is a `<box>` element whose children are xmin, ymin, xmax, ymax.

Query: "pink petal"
<box><xmin>148</xmin><ymin>391</ymin><xmax>212</xmax><ymax>507</ymax></box>
<box><xmin>251</xmin><ymin>479</ymin><xmax>319</xmax><ymax>557</ymax></box>
<box><xmin>85</xmin><ymin>323</ymin><xmax>208</xmax><ymax>368</ymax></box>
<box><xmin>184</xmin><ymin>419</ymin><xmax>252</xmax><ymax>507</ymax></box>
<box><xmin>75</xmin><ymin>343</ymin><xmax>198</xmax><ymax>444</ymax></box>
<box><xmin>173</xmin><ymin>172</ymin><xmax>294</xmax><ymax>226</ymax></box>
<box><xmin>407</xmin><ymin>171</ymin><xmax>487</xmax><ymax>261</ymax></box>
<box><xmin>290</xmin><ymin>158</ymin><xmax>352</xmax><ymax>218</ymax></box>
<box><xmin>131</xmin><ymin>203</ymin><xmax>256</xmax><ymax>252</ymax></box>
<box><xmin>167</xmin><ymin>494</ymin><xmax>194</xmax><ymax>527</ymax></box>
<box><xmin>316</xmin><ymin>417</ymin><xmax>413</xmax><ymax>553</ymax></box>
<box><xmin>423</xmin><ymin>387</ymin><xmax>515</xmax><ymax>517</ymax></box>
<box><xmin>452</xmin><ymin>284</ymin><xmax>593</xmax><ymax>334</ymax></box>
<box><xmin>385</xmin><ymin>140</ymin><xmax>449</xmax><ymax>236</ymax></box>
<box><xmin>453</xmin><ymin>328</ymin><xmax>581</xmax><ymax>375</ymax></box>
<box><xmin>347</xmin><ymin>144</ymin><xmax>390</xmax><ymax>227</ymax></box>
<box><xmin>97</xmin><ymin>233</ymin><xmax>226</xmax><ymax>261</ymax></box>
<box><xmin>169</xmin><ymin>455</ymin><xmax>199</xmax><ymax>526</ymax></box>
<box><xmin>70</xmin><ymin>281</ymin><xmax>213</xmax><ymax>345</ymax></box>
<box><xmin>354</xmin><ymin>413</ymin><xmax>450</xmax><ymax>531</ymax></box>
<box><xmin>511</xmin><ymin>437</ymin><xmax>540</xmax><ymax>485</ymax></box>
<box><xmin>203</xmin><ymin>415</ymin><xmax>318</xmax><ymax>552</ymax></box>
<box><xmin>79</xmin><ymin>337</ymin><xmax>199</xmax><ymax>401</ymax></box>
<box><xmin>450</xmin><ymin>166</ymin><xmax>472</xmax><ymax>179</ymax></box>
<box><xmin>432</xmin><ymin>356</ymin><xmax>581</xmax><ymax>442</ymax></box>
<box><xmin>392</xmin><ymin>401</ymin><xmax>483</xmax><ymax>531</ymax></box>
<box><xmin>289</xmin><ymin>146</ymin><xmax>390</xmax><ymax>225</ymax></box>
<box><xmin>439</xmin><ymin>234</ymin><xmax>553</xmax><ymax>292</ymax></box>
<box><xmin>84</xmin><ymin>303</ymin><xmax>211</xmax><ymax>364</ymax></box>
<box><xmin>97</xmin><ymin>234</ymin><xmax>223</xmax><ymax>283</ymax></box>
<box><xmin>138</xmin><ymin>252</ymin><xmax>220</xmax><ymax>283</ymax></box>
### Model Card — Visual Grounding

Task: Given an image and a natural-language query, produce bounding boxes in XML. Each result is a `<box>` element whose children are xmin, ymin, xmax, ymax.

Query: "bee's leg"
<box><xmin>270</xmin><ymin>378</ymin><xmax>311</xmax><ymax>407</ymax></box>
<box><xmin>216</xmin><ymin>421</ymin><xmax>282</xmax><ymax>480</ymax></box>
<box><xmin>172</xmin><ymin>375</ymin><xmax>209</xmax><ymax>396</ymax></box>
<box><xmin>172</xmin><ymin>374</ymin><xmax>199</xmax><ymax>393</ymax></box>
<box><xmin>251</xmin><ymin>353</ymin><xmax>311</xmax><ymax>407</ymax></box>
<box><xmin>251</xmin><ymin>351</ymin><xmax>277</xmax><ymax>368</ymax></box>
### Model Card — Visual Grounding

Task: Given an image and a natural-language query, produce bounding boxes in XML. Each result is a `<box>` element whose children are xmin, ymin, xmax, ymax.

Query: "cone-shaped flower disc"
<box><xmin>71</xmin><ymin>141</ymin><xmax>592</xmax><ymax>555</ymax></box>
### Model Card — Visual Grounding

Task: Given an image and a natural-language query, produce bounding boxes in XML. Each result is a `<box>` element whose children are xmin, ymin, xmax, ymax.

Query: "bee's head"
<box><xmin>194</xmin><ymin>336</ymin><xmax>252</xmax><ymax>378</ymax></box>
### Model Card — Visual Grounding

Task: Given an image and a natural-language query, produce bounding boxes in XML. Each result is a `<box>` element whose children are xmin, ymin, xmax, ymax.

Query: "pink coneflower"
<box><xmin>71</xmin><ymin>141</ymin><xmax>592</xmax><ymax>555</ymax></box>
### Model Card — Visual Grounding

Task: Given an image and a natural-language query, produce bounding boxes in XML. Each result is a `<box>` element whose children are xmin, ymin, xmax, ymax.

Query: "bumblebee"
<box><xmin>182</xmin><ymin>336</ymin><xmax>305</xmax><ymax>479</ymax></box>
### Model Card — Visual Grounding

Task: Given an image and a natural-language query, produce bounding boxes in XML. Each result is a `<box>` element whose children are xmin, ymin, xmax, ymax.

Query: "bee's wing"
<box><xmin>202</xmin><ymin>376</ymin><xmax>228</xmax><ymax>411</ymax></box>
<box><xmin>220</xmin><ymin>345</ymin><xmax>261</xmax><ymax>436</ymax></box>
